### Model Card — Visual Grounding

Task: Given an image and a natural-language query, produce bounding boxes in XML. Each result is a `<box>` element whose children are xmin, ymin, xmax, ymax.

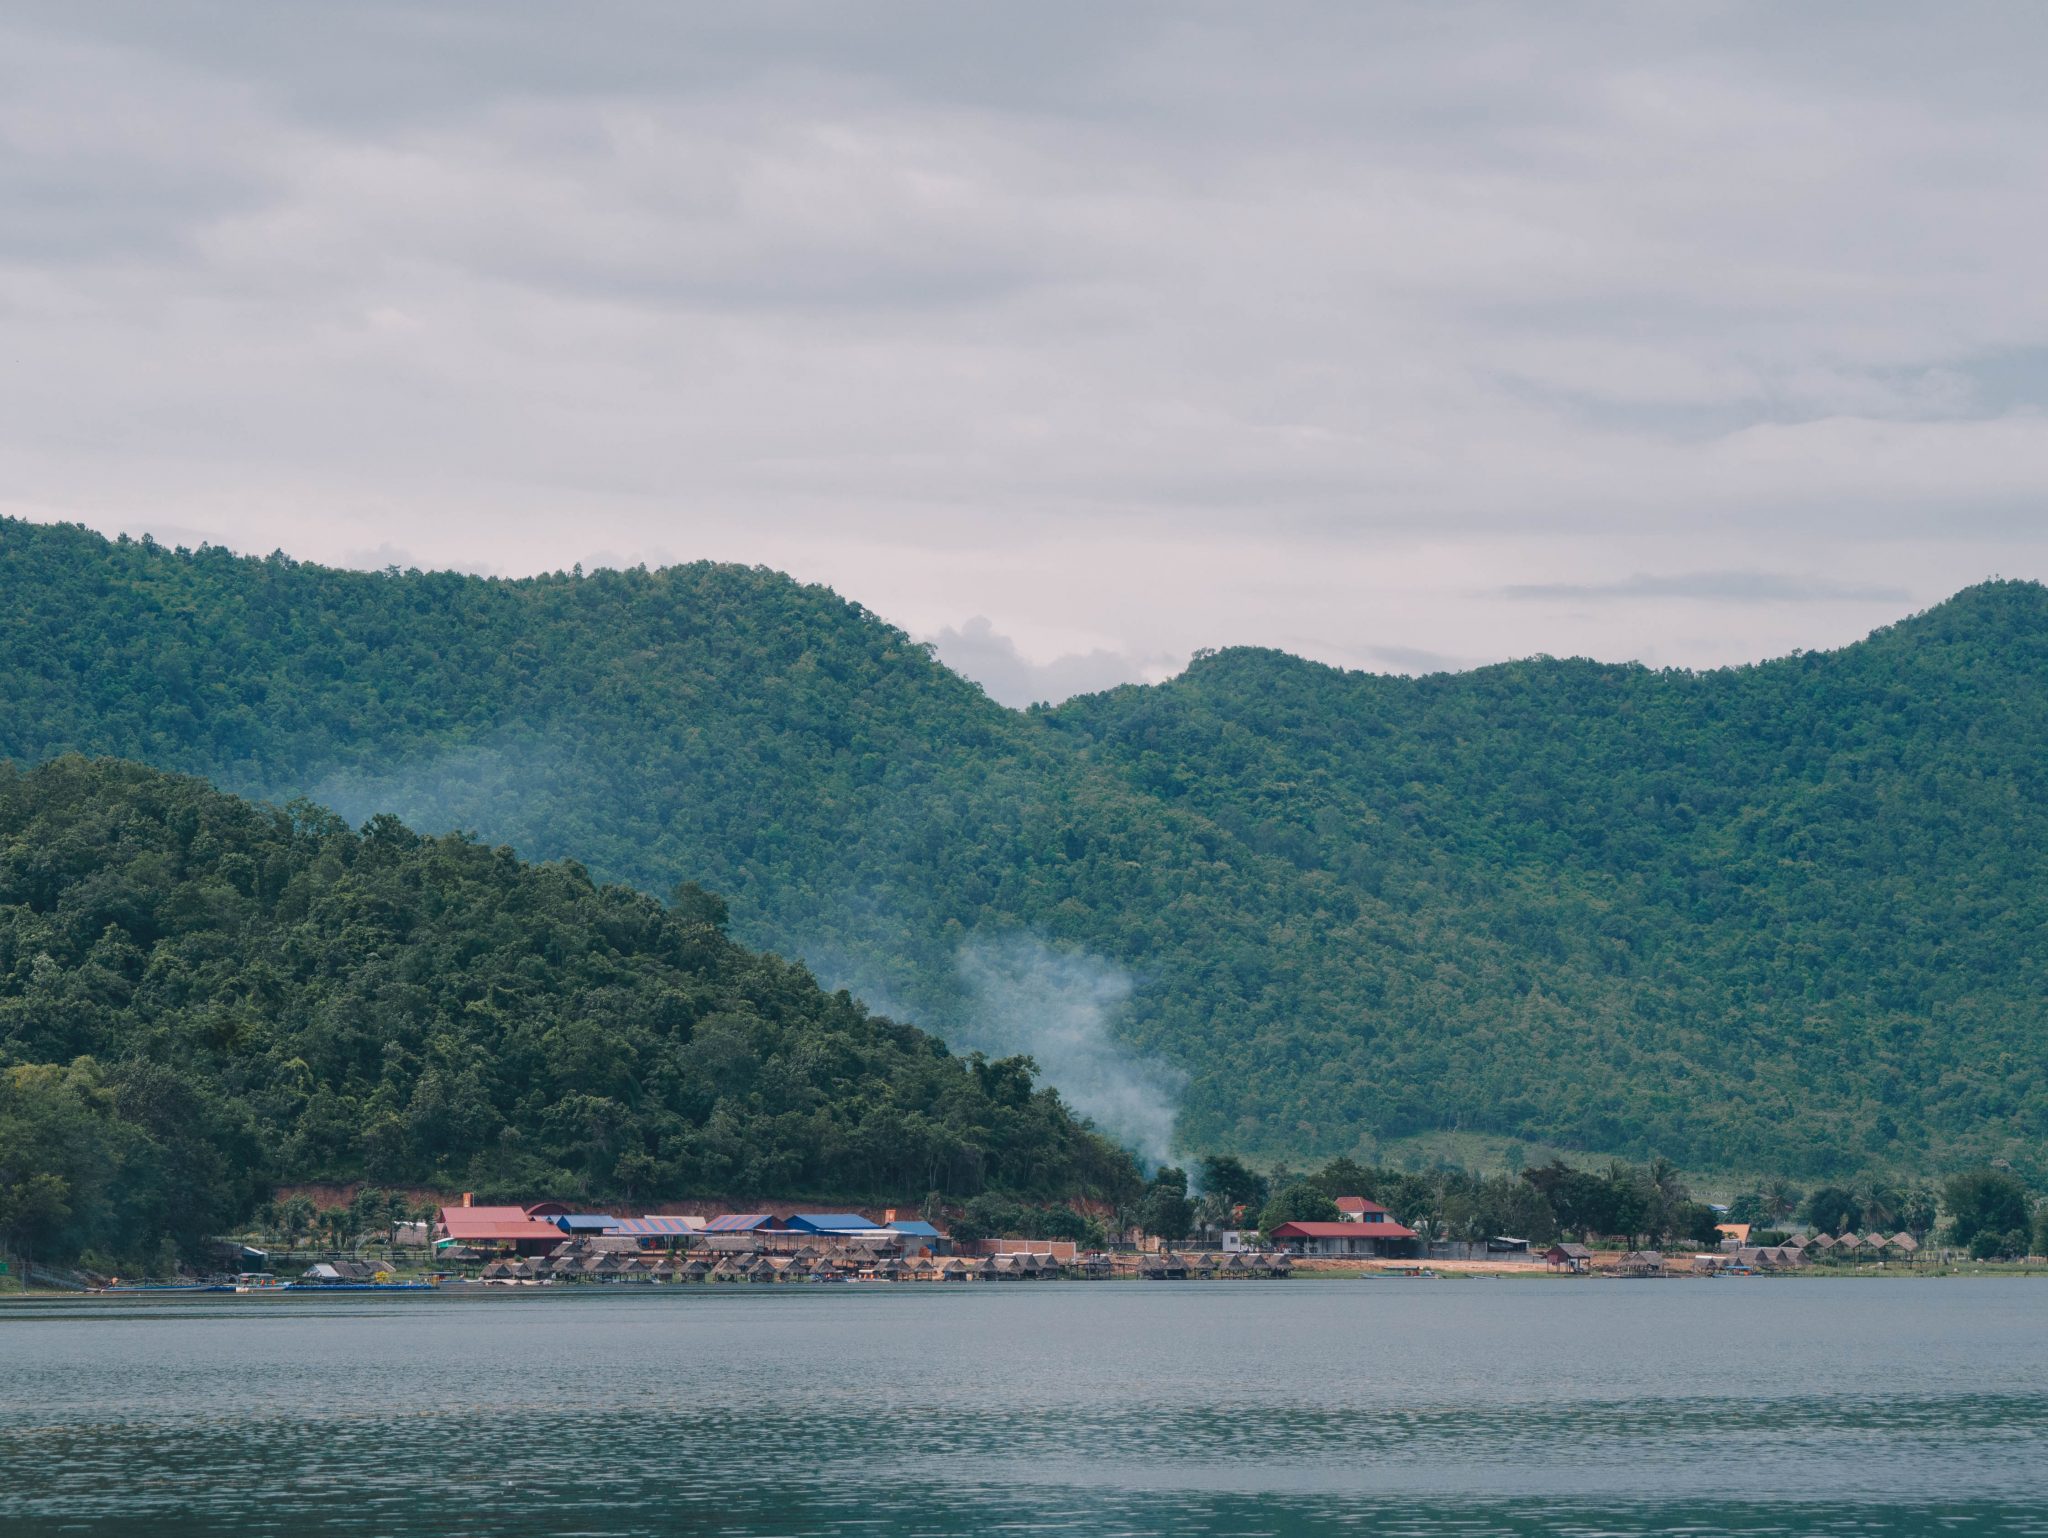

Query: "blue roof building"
<box><xmin>554</xmin><ymin>1214</ymin><xmax>623</xmax><ymax>1233</ymax></box>
<box><xmin>887</xmin><ymin>1219</ymin><xmax>947</xmax><ymax>1253</ymax></box>
<box><xmin>782</xmin><ymin>1213</ymin><xmax>880</xmax><ymax>1235</ymax></box>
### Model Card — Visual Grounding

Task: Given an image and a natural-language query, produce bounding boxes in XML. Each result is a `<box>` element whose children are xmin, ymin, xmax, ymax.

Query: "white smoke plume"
<box><xmin>954</xmin><ymin>933</ymin><xmax>1182</xmax><ymax>1169</ymax></box>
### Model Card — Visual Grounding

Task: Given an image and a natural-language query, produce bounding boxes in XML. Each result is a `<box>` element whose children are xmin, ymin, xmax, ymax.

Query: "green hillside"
<box><xmin>3</xmin><ymin>516</ymin><xmax>2045</xmax><ymax>1178</ymax></box>
<box><xmin>0</xmin><ymin>757</ymin><xmax>1137</xmax><ymax>1264</ymax></box>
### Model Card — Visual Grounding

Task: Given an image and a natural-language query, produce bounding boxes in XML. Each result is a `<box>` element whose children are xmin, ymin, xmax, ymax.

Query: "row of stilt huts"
<box><xmin>480</xmin><ymin>1242</ymin><xmax>1292</xmax><ymax>1284</ymax></box>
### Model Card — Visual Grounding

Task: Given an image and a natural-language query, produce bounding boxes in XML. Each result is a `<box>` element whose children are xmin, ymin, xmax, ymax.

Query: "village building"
<box><xmin>438</xmin><ymin>1204</ymin><xmax>570</xmax><ymax>1256</ymax></box>
<box><xmin>885</xmin><ymin>1219</ymin><xmax>948</xmax><ymax>1253</ymax></box>
<box><xmin>301</xmin><ymin>1258</ymin><xmax>392</xmax><ymax>1283</ymax></box>
<box><xmin>1268</xmin><ymin>1211</ymin><xmax>1420</xmax><ymax>1258</ymax></box>
<box><xmin>782</xmin><ymin>1213</ymin><xmax>892</xmax><ymax>1238</ymax></box>
<box><xmin>611</xmin><ymin>1216</ymin><xmax>707</xmax><ymax>1248</ymax></box>
<box><xmin>1544</xmin><ymin>1243</ymin><xmax>1594</xmax><ymax>1273</ymax></box>
<box><xmin>553</xmin><ymin>1213</ymin><xmax>624</xmax><ymax>1235</ymax></box>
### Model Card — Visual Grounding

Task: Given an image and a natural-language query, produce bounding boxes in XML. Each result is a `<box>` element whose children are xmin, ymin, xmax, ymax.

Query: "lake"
<box><xmin>2</xmin><ymin>1277</ymin><xmax>2044</xmax><ymax>1536</ymax></box>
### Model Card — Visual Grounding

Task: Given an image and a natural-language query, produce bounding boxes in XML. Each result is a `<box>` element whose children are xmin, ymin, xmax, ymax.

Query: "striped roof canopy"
<box><xmin>612</xmin><ymin>1216</ymin><xmax>706</xmax><ymax>1237</ymax></box>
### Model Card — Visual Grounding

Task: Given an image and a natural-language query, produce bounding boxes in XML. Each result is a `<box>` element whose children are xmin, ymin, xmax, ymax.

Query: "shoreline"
<box><xmin>6</xmin><ymin>1265</ymin><xmax>2045</xmax><ymax>1303</ymax></box>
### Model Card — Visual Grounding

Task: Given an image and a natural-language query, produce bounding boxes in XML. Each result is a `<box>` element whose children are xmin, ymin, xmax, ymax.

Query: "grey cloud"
<box><xmin>1498</xmin><ymin>572</ymin><xmax>1914</xmax><ymax>604</ymax></box>
<box><xmin>2</xmin><ymin>4</ymin><xmax>2047</xmax><ymax>680</ymax></box>
<box><xmin>927</xmin><ymin>617</ymin><xmax>1162</xmax><ymax>708</ymax></box>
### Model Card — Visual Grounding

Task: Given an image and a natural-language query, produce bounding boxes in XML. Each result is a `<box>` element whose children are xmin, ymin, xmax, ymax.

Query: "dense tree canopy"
<box><xmin>4</xmin><ymin>518</ymin><xmax>2048</xmax><ymax>1177</ymax></box>
<box><xmin>0</xmin><ymin>758</ymin><xmax>1138</xmax><ymax>1264</ymax></box>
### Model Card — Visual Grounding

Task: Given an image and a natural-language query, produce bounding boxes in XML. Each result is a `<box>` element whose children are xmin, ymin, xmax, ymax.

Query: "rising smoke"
<box><xmin>954</xmin><ymin>933</ymin><xmax>1182</xmax><ymax>1169</ymax></box>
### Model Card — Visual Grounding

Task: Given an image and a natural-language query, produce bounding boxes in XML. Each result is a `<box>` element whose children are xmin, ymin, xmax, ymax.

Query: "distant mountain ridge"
<box><xmin>4</xmin><ymin>516</ymin><xmax>2044</xmax><ymax>1177</ymax></box>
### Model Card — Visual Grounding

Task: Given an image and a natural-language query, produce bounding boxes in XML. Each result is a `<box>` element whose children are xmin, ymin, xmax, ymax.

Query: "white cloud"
<box><xmin>925</xmin><ymin>617</ymin><xmax>1167</xmax><ymax>708</ymax></box>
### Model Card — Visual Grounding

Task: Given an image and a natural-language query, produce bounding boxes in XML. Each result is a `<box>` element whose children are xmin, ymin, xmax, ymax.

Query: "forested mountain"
<box><xmin>0</xmin><ymin>757</ymin><xmax>1136</xmax><ymax>1264</ymax></box>
<box><xmin>3</xmin><ymin>516</ymin><xmax>2045</xmax><ymax>1178</ymax></box>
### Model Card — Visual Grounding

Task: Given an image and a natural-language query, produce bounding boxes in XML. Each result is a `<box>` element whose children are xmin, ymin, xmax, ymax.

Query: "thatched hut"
<box><xmin>1544</xmin><ymin>1243</ymin><xmax>1594</xmax><ymax>1273</ymax></box>
<box><xmin>1615</xmin><ymin>1250</ymin><xmax>1666</xmax><ymax>1277</ymax></box>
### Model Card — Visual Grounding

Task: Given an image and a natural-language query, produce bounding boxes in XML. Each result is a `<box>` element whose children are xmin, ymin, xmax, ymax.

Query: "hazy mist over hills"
<box><xmin>5</xmin><ymin>517</ymin><xmax>2046</xmax><ymax>1180</ymax></box>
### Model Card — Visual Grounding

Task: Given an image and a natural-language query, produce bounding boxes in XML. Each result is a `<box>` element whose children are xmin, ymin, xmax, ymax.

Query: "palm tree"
<box><xmin>278</xmin><ymin>1196</ymin><xmax>315</xmax><ymax>1250</ymax></box>
<box><xmin>1762</xmin><ymin>1178</ymin><xmax>1802</xmax><ymax>1225</ymax></box>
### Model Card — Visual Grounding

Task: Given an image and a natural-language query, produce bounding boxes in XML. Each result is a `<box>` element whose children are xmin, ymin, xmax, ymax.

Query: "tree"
<box><xmin>1942</xmin><ymin>1169</ymin><xmax>2032</xmax><ymax>1249</ymax></box>
<box><xmin>1305</xmin><ymin>1157</ymin><xmax>1372</xmax><ymax>1201</ymax></box>
<box><xmin>1442</xmin><ymin>1175</ymin><xmax>1558</xmax><ymax>1245</ymax></box>
<box><xmin>1968</xmin><ymin>1229</ymin><xmax>2023</xmax><ymax>1262</ymax></box>
<box><xmin>1196</xmin><ymin>1154</ymin><xmax>1268</xmax><ymax>1213</ymax></box>
<box><xmin>1521</xmin><ymin>1160</ymin><xmax>1608</xmax><ymax>1241</ymax></box>
<box><xmin>1676</xmin><ymin>1202</ymin><xmax>1726</xmax><ymax>1248</ymax></box>
<box><xmin>0</xmin><ymin>758</ymin><xmax>1145</xmax><ymax>1265</ymax></box>
<box><xmin>2031</xmin><ymin>1203</ymin><xmax>2048</xmax><ymax>1260</ymax></box>
<box><xmin>1258</xmin><ymin>1183</ymin><xmax>1339</xmax><ymax>1233</ymax></box>
<box><xmin>15</xmin><ymin>520</ymin><xmax>2048</xmax><ymax>1181</ymax></box>
<box><xmin>1896</xmin><ymin>1186</ymin><xmax>1938</xmax><ymax>1237</ymax></box>
<box><xmin>277</xmin><ymin>1196</ymin><xmax>315</xmax><ymax>1248</ymax></box>
<box><xmin>1803</xmin><ymin>1186</ymin><xmax>1862</xmax><ymax>1234</ymax></box>
<box><xmin>1138</xmin><ymin>1166</ymin><xmax>1194</xmax><ymax>1242</ymax></box>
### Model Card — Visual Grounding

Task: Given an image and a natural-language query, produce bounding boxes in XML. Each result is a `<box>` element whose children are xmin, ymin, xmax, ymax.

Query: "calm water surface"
<box><xmin>2</xmin><ymin>1277</ymin><xmax>2044</xmax><ymax>1536</ymax></box>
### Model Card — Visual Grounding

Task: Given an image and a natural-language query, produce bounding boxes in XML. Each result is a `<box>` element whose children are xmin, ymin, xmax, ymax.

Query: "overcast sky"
<box><xmin>5</xmin><ymin>3</ymin><xmax>2046</xmax><ymax>704</ymax></box>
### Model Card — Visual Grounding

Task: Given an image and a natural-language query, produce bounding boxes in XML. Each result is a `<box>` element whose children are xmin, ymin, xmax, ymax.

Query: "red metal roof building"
<box><xmin>437</xmin><ymin>1206</ymin><xmax>564</xmax><ymax>1254</ymax></box>
<box><xmin>1268</xmin><ymin>1219</ymin><xmax>1419</xmax><ymax>1258</ymax></box>
<box><xmin>1334</xmin><ymin>1196</ymin><xmax>1394</xmax><ymax>1221</ymax></box>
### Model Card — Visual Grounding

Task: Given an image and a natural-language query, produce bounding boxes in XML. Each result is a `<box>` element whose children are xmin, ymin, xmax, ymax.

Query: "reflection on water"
<box><xmin>3</xmin><ymin>1279</ymin><xmax>2045</xmax><ymax>1536</ymax></box>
